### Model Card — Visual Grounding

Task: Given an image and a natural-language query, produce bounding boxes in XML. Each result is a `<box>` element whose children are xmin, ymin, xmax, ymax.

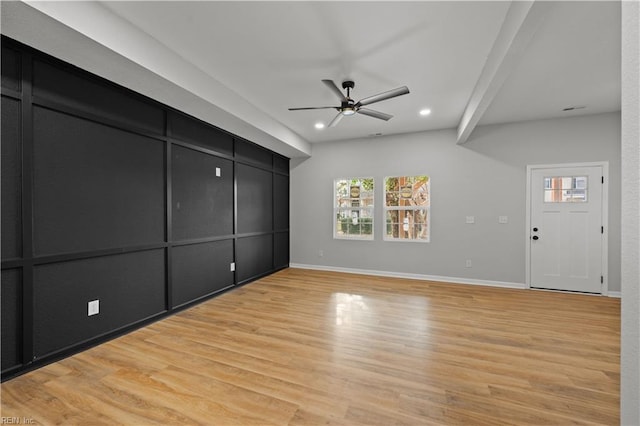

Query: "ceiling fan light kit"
<box><xmin>289</xmin><ymin>79</ymin><xmax>410</xmax><ymax>127</ymax></box>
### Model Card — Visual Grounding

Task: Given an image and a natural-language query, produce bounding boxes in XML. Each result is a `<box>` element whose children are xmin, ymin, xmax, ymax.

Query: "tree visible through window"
<box><xmin>384</xmin><ymin>175</ymin><xmax>430</xmax><ymax>242</ymax></box>
<box><xmin>334</xmin><ymin>178</ymin><xmax>374</xmax><ymax>240</ymax></box>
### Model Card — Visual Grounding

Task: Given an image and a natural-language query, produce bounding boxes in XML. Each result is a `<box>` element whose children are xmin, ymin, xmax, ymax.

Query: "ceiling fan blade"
<box><xmin>357</xmin><ymin>108</ymin><xmax>393</xmax><ymax>121</ymax></box>
<box><xmin>355</xmin><ymin>86</ymin><xmax>410</xmax><ymax>107</ymax></box>
<box><xmin>328</xmin><ymin>112</ymin><xmax>344</xmax><ymax>128</ymax></box>
<box><xmin>288</xmin><ymin>106</ymin><xmax>338</xmax><ymax>111</ymax></box>
<box><xmin>322</xmin><ymin>79</ymin><xmax>348</xmax><ymax>101</ymax></box>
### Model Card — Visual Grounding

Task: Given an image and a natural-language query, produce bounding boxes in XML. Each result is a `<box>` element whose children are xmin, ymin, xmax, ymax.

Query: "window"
<box><xmin>334</xmin><ymin>178</ymin><xmax>374</xmax><ymax>240</ymax></box>
<box><xmin>544</xmin><ymin>176</ymin><xmax>588</xmax><ymax>202</ymax></box>
<box><xmin>384</xmin><ymin>175</ymin><xmax>430</xmax><ymax>242</ymax></box>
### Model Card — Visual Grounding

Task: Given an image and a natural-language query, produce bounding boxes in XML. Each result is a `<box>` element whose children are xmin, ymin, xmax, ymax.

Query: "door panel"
<box><xmin>530</xmin><ymin>166</ymin><xmax>603</xmax><ymax>293</ymax></box>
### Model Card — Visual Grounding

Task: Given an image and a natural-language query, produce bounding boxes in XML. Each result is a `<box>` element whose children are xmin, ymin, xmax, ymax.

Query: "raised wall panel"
<box><xmin>33</xmin><ymin>250</ymin><xmax>165</xmax><ymax>358</ymax></box>
<box><xmin>172</xmin><ymin>146</ymin><xmax>233</xmax><ymax>241</ymax></box>
<box><xmin>1</xmin><ymin>269</ymin><xmax>22</xmax><ymax>372</ymax></box>
<box><xmin>1</xmin><ymin>45</ymin><xmax>21</xmax><ymax>92</ymax></box>
<box><xmin>274</xmin><ymin>231</ymin><xmax>289</xmax><ymax>270</ymax></box>
<box><xmin>169</xmin><ymin>112</ymin><xmax>233</xmax><ymax>156</ymax></box>
<box><xmin>235</xmin><ymin>139</ymin><xmax>272</xmax><ymax>168</ymax></box>
<box><xmin>172</xmin><ymin>240</ymin><xmax>234</xmax><ymax>307</ymax></box>
<box><xmin>237</xmin><ymin>164</ymin><xmax>273</xmax><ymax>234</ymax></box>
<box><xmin>33</xmin><ymin>107</ymin><xmax>165</xmax><ymax>255</ymax></box>
<box><xmin>33</xmin><ymin>59</ymin><xmax>163</xmax><ymax>134</ymax></box>
<box><xmin>236</xmin><ymin>234</ymin><xmax>273</xmax><ymax>283</ymax></box>
<box><xmin>1</xmin><ymin>97</ymin><xmax>22</xmax><ymax>259</ymax></box>
<box><xmin>274</xmin><ymin>174</ymin><xmax>289</xmax><ymax>231</ymax></box>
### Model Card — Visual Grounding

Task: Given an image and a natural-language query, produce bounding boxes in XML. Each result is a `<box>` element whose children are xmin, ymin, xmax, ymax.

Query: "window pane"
<box><xmin>544</xmin><ymin>176</ymin><xmax>588</xmax><ymax>203</ymax></box>
<box><xmin>336</xmin><ymin>211</ymin><xmax>373</xmax><ymax>238</ymax></box>
<box><xmin>574</xmin><ymin>176</ymin><xmax>587</xmax><ymax>189</ymax></box>
<box><xmin>414</xmin><ymin>224</ymin><xmax>428</xmax><ymax>240</ymax></box>
<box><xmin>386</xmin><ymin>223</ymin><xmax>400</xmax><ymax>238</ymax></box>
<box><xmin>544</xmin><ymin>189</ymin><xmax>560</xmax><ymax>202</ymax></box>
<box><xmin>384</xmin><ymin>208</ymin><xmax>429</xmax><ymax>241</ymax></box>
<box><xmin>387</xmin><ymin>175</ymin><xmax>430</xmax><ymax>207</ymax></box>
<box><xmin>386</xmin><ymin>191</ymin><xmax>399</xmax><ymax>207</ymax></box>
<box><xmin>335</xmin><ymin>178</ymin><xmax>374</xmax><ymax>207</ymax></box>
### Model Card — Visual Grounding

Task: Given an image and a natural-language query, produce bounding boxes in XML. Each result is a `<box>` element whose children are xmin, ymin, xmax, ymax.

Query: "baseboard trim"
<box><xmin>289</xmin><ymin>263</ymin><xmax>525</xmax><ymax>290</ymax></box>
<box><xmin>607</xmin><ymin>291</ymin><xmax>621</xmax><ymax>298</ymax></box>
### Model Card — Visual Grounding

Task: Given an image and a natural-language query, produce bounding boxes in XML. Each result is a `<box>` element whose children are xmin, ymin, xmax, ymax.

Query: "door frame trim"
<box><xmin>525</xmin><ymin>162</ymin><xmax>609</xmax><ymax>295</ymax></box>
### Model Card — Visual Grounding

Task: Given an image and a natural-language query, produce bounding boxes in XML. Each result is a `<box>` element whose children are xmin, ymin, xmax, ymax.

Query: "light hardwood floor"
<box><xmin>1</xmin><ymin>268</ymin><xmax>620</xmax><ymax>425</ymax></box>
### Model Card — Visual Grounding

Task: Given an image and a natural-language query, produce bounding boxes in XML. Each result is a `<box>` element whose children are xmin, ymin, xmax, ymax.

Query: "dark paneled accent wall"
<box><xmin>171</xmin><ymin>145</ymin><xmax>234</xmax><ymax>241</ymax></box>
<box><xmin>32</xmin><ymin>107</ymin><xmax>166</xmax><ymax>255</ymax></box>
<box><xmin>0</xmin><ymin>37</ymin><xmax>290</xmax><ymax>379</ymax></box>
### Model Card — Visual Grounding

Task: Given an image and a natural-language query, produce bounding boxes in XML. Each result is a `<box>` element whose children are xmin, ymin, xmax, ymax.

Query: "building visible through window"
<box><xmin>544</xmin><ymin>176</ymin><xmax>588</xmax><ymax>202</ymax></box>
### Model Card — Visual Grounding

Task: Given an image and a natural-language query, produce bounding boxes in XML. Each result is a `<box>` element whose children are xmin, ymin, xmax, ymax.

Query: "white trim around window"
<box><xmin>383</xmin><ymin>175</ymin><xmax>430</xmax><ymax>242</ymax></box>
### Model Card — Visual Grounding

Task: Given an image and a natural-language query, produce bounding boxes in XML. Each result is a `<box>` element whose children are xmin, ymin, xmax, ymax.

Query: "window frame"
<box><xmin>333</xmin><ymin>177</ymin><xmax>374</xmax><ymax>241</ymax></box>
<box><xmin>383</xmin><ymin>175</ymin><xmax>430</xmax><ymax>243</ymax></box>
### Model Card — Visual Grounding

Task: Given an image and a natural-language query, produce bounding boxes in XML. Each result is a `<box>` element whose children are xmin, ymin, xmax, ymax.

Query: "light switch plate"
<box><xmin>466</xmin><ymin>216</ymin><xmax>475</xmax><ymax>224</ymax></box>
<box><xmin>499</xmin><ymin>216</ymin><xmax>508</xmax><ymax>224</ymax></box>
<box><xmin>215</xmin><ymin>167</ymin><xmax>221</xmax><ymax>177</ymax></box>
<box><xmin>230</xmin><ymin>262</ymin><xmax>235</xmax><ymax>272</ymax></box>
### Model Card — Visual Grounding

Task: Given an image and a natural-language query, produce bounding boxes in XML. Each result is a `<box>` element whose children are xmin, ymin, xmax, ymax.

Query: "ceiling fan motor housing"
<box><xmin>341</xmin><ymin>80</ymin><xmax>355</xmax><ymax>90</ymax></box>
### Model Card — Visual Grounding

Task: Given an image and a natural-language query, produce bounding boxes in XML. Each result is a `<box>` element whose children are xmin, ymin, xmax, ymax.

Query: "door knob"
<box><xmin>533</xmin><ymin>227</ymin><xmax>538</xmax><ymax>232</ymax></box>
<box><xmin>532</xmin><ymin>235</ymin><xmax>539</xmax><ymax>240</ymax></box>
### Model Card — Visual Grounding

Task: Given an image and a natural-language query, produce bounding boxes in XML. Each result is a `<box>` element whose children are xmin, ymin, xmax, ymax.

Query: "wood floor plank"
<box><xmin>1</xmin><ymin>268</ymin><xmax>620</xmax><ymax>424</ymax></box>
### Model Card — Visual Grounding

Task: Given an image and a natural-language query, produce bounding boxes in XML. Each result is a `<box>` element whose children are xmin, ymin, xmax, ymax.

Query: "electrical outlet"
<box><xmin>318</xmin><ymin>250</ymin><xmax>324</xmax><ymax>257</ymax></box>
<box><xmin>88</xmin><ymin>299</ymin><xmax>99</xmax><ymax>316</ymax></box>
<box><xmin>230</xmin><ymin>262</ymin><xmax>235</xmax><ymax>272</ymax></box>
<box><xmin>499</xmin><ymin>216</ymin><xmax>508</xmax><ymax>224</ymax></box>
<box><xmin>465</xmin><ymin>259</ymin><xmax>472</xmax><ymax>268</ymax></box>
<box><xmin>466</xmin><ymin>216</ymin><xmax>475</xmax><ymax>224</ymax></box>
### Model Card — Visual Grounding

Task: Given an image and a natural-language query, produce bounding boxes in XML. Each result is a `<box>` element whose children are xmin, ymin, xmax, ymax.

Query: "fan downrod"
<box><xmin>342</xmin><ymin>80</ymin><xmax>355</xmax><ymax>98</ymax></box>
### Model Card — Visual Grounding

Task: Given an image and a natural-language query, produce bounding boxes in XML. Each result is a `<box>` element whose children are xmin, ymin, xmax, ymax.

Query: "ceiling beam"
<box><xmin>456</xmin><ymin>0</ymin><xmax>553</xmax><ymax>145</ymax></box>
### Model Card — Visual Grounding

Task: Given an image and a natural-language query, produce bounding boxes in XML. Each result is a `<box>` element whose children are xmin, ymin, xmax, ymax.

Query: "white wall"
<box><xmin>291</xmin><ymin>112</ymin><xmax>621</xmax><ymax>290</ymax></box>
<box><xmin>621</xmin><ymin>0</ymin><xmax>640</xmax><ymax>423</ymax></box>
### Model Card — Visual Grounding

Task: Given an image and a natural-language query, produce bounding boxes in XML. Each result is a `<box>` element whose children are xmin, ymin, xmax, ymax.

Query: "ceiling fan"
<box><xmin>288</xmin><ymin>80</ymin><xmax>410</xmax><ymax>127</ymax></box>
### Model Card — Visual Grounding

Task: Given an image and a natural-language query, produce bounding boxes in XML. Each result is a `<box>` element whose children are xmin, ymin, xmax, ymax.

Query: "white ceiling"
<box><xmin>2</xmin><ymin>1</ymin><xmax>621</xmax><ymax>152</ymax></box>
<box><xmin>100</xmin><ymin>1</ymin><xmax>512</xmax><ymax>143</ymax></box>
<box><xmin>479</xmin><ymin>1</ymin><xmax>621</xmax><ymax>126</ymax></box>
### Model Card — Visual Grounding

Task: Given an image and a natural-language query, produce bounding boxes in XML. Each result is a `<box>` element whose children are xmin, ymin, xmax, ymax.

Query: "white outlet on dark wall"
<box><xmin>88</xmin><ymin>299</ymin><xmax>99</xmax><ymax>316</ymax></box>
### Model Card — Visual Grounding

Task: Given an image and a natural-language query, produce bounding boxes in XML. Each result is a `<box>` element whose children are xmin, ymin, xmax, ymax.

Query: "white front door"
<box><xmin>528</xmin><ymin>165</ymin><xmax>604</xmax><ymax>293</ymax></box>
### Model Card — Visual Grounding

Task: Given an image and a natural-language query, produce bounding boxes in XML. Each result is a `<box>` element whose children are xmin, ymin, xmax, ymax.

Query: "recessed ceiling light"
<box><xmin>419</xmin><ymin>109</ymin><xmax>432</xmax><ymax>116</ymax></box>
<box><xmin>315</xmin><ymin>122</ymin><xmax>325</xmax><ymax>129</ymax></box>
